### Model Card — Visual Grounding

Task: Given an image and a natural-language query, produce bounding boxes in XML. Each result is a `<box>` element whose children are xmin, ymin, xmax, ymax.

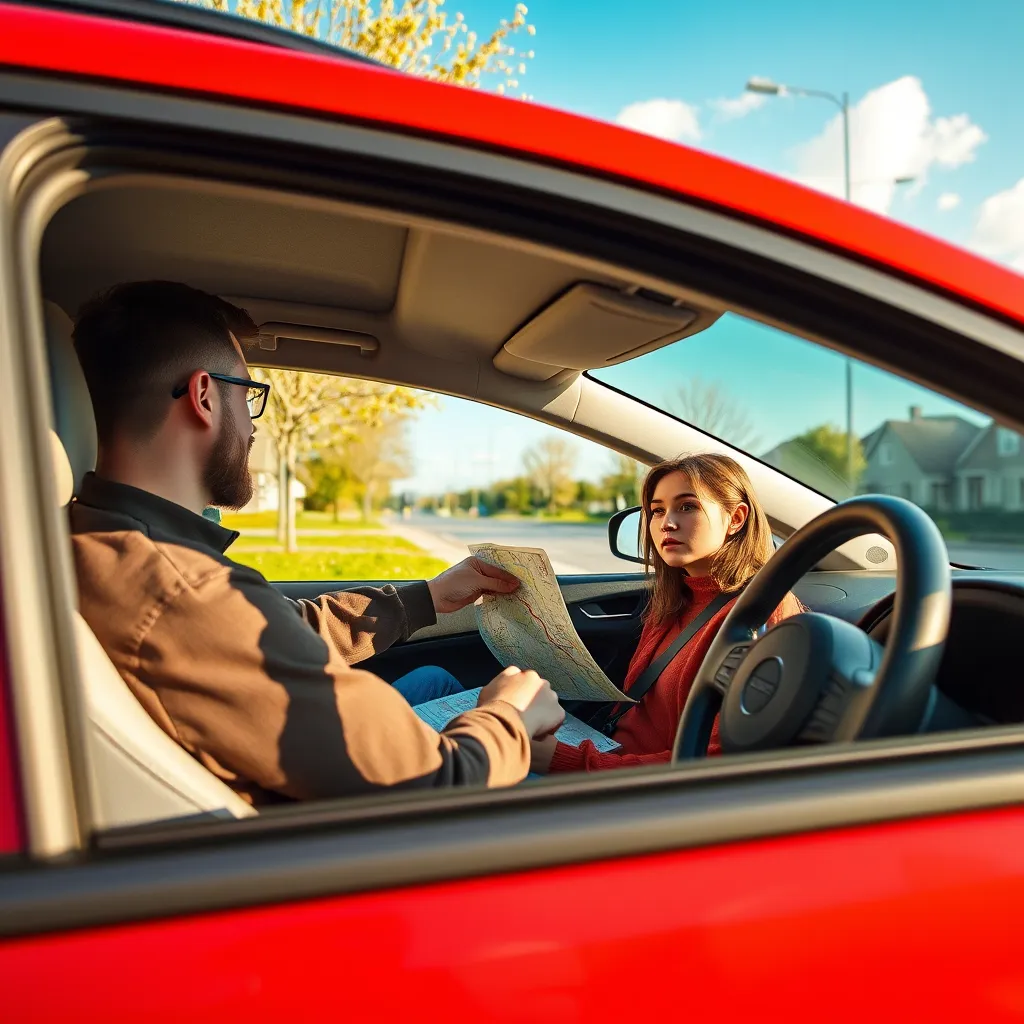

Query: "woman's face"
<box><xmin>647</xmin><ymin>470</ymin><xmax>748</xmax><ymax>576</ymax></box>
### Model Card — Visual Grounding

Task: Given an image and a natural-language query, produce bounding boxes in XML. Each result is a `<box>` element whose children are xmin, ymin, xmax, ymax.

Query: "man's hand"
<box><xmin>530</xmin><ymin>735</ymin><xmax>558</xmax><ymax>774</ymax></box>
<box><xmin>427</xmin><ymin>556</ymin><xmax>520</xmax><ymax>615</ymax></box>
<box><xmin>479</xmin><ymin>666</ymin><xmax>564</xmax><ymax>739</ymax></box>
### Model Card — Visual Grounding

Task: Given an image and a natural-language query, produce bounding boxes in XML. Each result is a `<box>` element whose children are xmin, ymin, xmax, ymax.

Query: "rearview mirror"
<box><xmin>608</xmin><ymin>505</ymin><xmax>644</xmax><ymax>564</ymax></box>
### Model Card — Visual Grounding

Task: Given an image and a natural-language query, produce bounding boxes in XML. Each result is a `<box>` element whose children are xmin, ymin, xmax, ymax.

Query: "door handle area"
<box><xmin>577</xmin><ymin>601</ymin><xmax>640</xmax><ymax>620</ymax></box>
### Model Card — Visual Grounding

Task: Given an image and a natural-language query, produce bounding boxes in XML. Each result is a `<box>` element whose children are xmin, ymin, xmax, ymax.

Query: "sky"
<box><xmin>248</xmin><ymin>0</ymin><xmax>1024</xmax><ymax>495</ymax></box>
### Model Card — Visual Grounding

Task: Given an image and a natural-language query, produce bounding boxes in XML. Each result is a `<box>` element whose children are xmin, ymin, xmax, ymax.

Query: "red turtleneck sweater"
<box><xmin>549</xmin><ymin>575</ymin><xmax>787</xmax><ymax>773</ymax></box>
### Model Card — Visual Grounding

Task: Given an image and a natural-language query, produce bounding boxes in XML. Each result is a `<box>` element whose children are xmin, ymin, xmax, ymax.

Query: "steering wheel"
<box><xmin>673</xmin><ymin>496</ymin><xmax>952</xmax><ymax>760</ymax></box>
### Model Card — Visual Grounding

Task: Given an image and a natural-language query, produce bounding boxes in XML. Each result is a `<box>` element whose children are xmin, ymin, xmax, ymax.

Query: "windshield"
<box><xmin>590</xmin><ymin>313</ymin><xmax>1022</xmax><ymax>571</ymax></box>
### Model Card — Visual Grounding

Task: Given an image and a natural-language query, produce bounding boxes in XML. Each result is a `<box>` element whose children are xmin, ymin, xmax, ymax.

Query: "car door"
<box><xmin>5</xmin><ymin>7</ymin><xmax>1024</xmax><ymax>1021</ymax></box>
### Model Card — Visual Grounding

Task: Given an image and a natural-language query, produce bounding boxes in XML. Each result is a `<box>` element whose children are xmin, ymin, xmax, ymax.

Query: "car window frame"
<box><xmin>3</xmin><ymin>66</ymin><xmax>1024</xmax><ymax>938</ymax></box>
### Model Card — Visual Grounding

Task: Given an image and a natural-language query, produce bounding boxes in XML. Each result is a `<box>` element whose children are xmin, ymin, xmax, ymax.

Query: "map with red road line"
<box><xmin>470</xmin><ymin>544</ymin><xmax>632</xmax><ymax>702</ymax></box>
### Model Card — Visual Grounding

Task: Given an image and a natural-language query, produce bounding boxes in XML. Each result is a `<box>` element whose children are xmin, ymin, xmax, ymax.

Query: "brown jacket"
<box><xmin>70</xmin><ymin>474</ymin><xmax>530</xmax><ymax>804</ymax></box>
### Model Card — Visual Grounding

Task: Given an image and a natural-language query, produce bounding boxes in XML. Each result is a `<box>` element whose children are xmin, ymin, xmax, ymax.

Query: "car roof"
<box><xmin>4</xmin><ymin>0</ymin><xmax>1023</xmax><ymax>328</ymax></box>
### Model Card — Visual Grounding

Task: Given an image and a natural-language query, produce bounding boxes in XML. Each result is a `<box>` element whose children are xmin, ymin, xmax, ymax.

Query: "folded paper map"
<box><xmin>413</xmin><ymin>687</ymin><xmax>621</xmax><ymax>752</ymax></box>
<box><xmin>469</xmin><ymin>543</ymin><xmax>633</xmax><ymax>703</ymax></box>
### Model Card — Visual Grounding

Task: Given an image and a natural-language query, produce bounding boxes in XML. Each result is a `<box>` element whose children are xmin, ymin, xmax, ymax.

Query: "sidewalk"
<box><xmin>386</xmin><ymin>521</ymin><xmax>590</xmax><ymax>575</ymax></box>
<box><xmin>386</xmin><ymin>522</ymin><xmax>468</xmax><ymax>568</ymax></box>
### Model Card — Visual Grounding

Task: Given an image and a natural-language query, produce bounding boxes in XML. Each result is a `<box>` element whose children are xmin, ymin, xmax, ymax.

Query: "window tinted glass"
<box><xmin>225</xmin><ymin>371</ymin><xmax>641</xmax><ymax>581</ymax></box>
<box><xmin>591</xmin><ymin>313</ymin><xmax>1022</xmax><ymax>570</ymax></box>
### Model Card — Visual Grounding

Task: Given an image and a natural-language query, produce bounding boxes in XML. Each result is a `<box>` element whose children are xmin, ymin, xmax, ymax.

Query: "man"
<box><xmin>69</xmin><ymin>281</ymin><xmax>562</xmax><ymax>805</ymax></box>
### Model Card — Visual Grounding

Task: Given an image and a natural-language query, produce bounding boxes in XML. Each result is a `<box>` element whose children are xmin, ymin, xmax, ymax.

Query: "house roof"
<box><xmin>867</xmin><ymin>416</ymin><xmax>981</xmax><ymax>474</ymax></box>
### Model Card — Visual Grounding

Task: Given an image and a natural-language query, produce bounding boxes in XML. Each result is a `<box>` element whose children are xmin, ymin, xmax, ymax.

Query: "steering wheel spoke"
<box><xmin>711</xmin><ymin>644</ymin><xmax>751</xmax><ymax>694</ymax></box>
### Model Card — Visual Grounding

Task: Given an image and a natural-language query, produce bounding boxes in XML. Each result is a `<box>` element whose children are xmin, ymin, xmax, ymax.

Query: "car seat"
<box><xmin>45</xmin><ymin>301</ymin><xmax>255</xmax><ymax>828</ymax></box>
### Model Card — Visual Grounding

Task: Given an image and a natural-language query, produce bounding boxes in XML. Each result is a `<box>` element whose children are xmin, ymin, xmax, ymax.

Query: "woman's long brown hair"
<box><xmin>640</xmin><ymin>453</ymin><xmax>802</xmax><ymax>624</ymax></box>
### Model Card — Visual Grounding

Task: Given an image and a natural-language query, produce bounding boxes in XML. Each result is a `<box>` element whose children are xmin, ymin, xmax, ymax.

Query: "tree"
<box><xmin>794</xmin><ymin>423</ymin><xmax>866</xmax><ymax>486</ymax></box>
<box><xmin>601</xmin><ymin>453</ymin><xmax>645</xmax><ymax>510</ymax></box>
<box><xmin>522</xmin><ymin>436</ymin><xmax>577</xmax><ymax>513</ymax></box>
<box><xmin>185</xmin><ymin>0</ymin><xmax>536</xmax><ymax>97</ymax></box>
<box><xmin>763</xmin><ymin>423</ymin><xmax>866</xmax><ymax>499</ymax></box>
<box><xmin>342</xmin><ymin>417</ymin><xmax>412</xmax><ymax>520</ymax></box>
<box><xmin>671</xmin><ymin>376</ymin><xmax>760</xmax><ymax>452</ymax></box>
<box><xmin>251</xmin><ymin>368</ymin><xmax>423</xmax><ymax>550</ymax></box>
<box><xmin>301</xmin><ymin>451</ymin><xmax>353</xmax><ymax>519</ymax></box>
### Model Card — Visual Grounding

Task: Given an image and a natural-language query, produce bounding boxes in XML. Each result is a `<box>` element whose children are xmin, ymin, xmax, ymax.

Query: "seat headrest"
<box><xmin>45</xmin><ymin>302</ymin><xmax>97</xmax><ymax>503</ymax></box>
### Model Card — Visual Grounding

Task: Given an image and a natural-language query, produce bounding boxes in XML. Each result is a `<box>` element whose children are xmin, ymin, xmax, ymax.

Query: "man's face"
<box><xmin>203</xmin><ymin>351</ymin><xmax>256</xmax><ymax>510</ymax></box>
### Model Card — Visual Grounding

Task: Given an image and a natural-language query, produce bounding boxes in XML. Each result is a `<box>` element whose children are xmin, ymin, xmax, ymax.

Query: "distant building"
<box><xmin>241</xmin><ymin>435</ymin><xmax>306</xmax><ymax>514</ymax></box>
<box><xmin>955</xmin><ymin>423</ymin><xmax>1024</xmax><ymax>511</ymax></box>
<box><xmin>860</xmin><ymin>406</ymin><xmax>982</xmax><ymax>509</ymax></box>
<box><xmin>766</xmin><ymin>406</ymin><xmax>1022</xmax><ymax>513</ymax></box>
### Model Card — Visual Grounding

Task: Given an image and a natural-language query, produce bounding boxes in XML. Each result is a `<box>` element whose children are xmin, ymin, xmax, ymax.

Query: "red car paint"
<box><xmin>5</xmin><ymin>807</ymin><xmax>1024</xmax><ymax>1021</ymax></box>
<box><xmin>2</xmin><ymin>6</ymin><xmax>1024</xmax><ymax>1020</ymax></box>
<box><xmin>0</xmin><ymin>2</ymin><xmax>1022</xmax><ymax>327</ymax></box>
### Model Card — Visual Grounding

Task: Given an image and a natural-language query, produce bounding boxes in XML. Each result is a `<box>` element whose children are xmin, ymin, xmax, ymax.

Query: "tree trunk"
<box><xmin>276</xmin><ymin>449</ymin><xmax>288</xmax><ymax>545</ymax></box>
<box><xmin>286</xmin><ymin>447</ymin><xmax>298</xmax><ymax>553</ymax></box>
<box><xmin>362</xmin><ymin>480</ymin><xmax>374</xmax><ymax>522</ymax></box>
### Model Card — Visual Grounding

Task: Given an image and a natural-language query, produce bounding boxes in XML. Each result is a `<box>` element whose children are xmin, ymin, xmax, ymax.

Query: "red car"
<box><xmin>3</xmin><ymin>2</ymin><xmax>1024</xmax><ymax>1019</ymax></box>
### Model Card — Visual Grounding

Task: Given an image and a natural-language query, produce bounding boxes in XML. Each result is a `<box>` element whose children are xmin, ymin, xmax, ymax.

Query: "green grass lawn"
<box><xmin>221</xmin><ymin>510</ymin><xmax>381</xmax><ymax>531</ymax></box>
<box><xmin>231</xmin><ymin>533</ymin><xmax>420</xmax><ymax>553</ymax></box>
<box><xmin>232</xmin><ymin>549</ymin><xmax>450</xmax><ymax>581</ymax></box>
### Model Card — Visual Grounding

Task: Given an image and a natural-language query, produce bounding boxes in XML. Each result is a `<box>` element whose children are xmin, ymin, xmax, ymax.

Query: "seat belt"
<box><xmin>600</xmin><ymin>590</ymin><xmax>736</xmax><ymax>736</ymax></box>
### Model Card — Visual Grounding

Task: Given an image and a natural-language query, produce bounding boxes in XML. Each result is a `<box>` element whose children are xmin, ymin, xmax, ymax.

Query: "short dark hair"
<box><xmin>72</xmin><ymin>281</ymin><xmax>259</xmax><ymax>444</ymax></box>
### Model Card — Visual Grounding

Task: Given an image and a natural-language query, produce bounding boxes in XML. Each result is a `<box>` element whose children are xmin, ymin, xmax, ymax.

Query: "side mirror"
<box><xmin>608</xmin><ymin>505</ymin><xmax>644</xmax><ymax>564</ymax></box>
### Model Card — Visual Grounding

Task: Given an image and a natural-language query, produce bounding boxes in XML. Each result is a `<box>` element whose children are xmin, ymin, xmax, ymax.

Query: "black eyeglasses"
<box><xmin>171</xmin><ymin>373</ymin><xmax>270</xmax><ymax>419</ymax></box>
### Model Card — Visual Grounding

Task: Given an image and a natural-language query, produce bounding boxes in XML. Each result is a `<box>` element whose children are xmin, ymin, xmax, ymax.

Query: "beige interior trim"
<box><xmin>0</xmin><ymin>147</ymin><xmax>93</xmax><ymax>855</ymax></box>
<box><xmin>41</xmin><ymin>169</ymin><xmax>903</xmax><ymax>568</ymax></box>
<box><xmin>494</xmin><ymin>283</ymin><xmax>715</xmax><ymax>381</ymax></box>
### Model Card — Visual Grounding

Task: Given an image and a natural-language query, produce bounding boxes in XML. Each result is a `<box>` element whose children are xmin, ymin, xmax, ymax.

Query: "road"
<box><xmin>398</xmin><ymin>513</ymin><xmax>1024</xmax><ymax>574</ymax></box>
<box><xmin>397</xmin><ymin>514</ymin><xmax>629</xmax><ymax>574</ymax></box>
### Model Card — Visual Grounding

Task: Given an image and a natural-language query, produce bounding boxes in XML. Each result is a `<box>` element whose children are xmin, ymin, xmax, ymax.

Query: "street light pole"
<box><xmin>746</xmin><ymin>77</ymin><xmax>858</xmax><ymax>493</ymax></box>
<box><xmin>839</xmin><ymin>91</ymin><xmax>855</xmax><ymax>492</ymax></box>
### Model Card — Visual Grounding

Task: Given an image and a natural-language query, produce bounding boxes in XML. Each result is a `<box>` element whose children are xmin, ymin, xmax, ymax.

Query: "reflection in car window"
<box><xmin>590</xmin><ymin>313</ymin><xmax>1020</xmax><ymax>571</ymax></box>
<box><xmin>225</xmin><ymin>372</ymin><xmax>638</xmax><ymax>582</ymax></box>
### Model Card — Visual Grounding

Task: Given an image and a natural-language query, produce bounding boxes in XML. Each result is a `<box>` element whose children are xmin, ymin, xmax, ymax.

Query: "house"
<box><xmin>860</xmin><ymin>406</ymin><xmax>982</xmax><ymax>509</ymax></box>
<box><xmin>241</xmin><ymin>434</ymin><xmax>306</xmax><ymax>514</ymax></box>
<box><xmin>955</xmin><ymin>423</ymin><xmax>1024</xmax><ymax>511</ymax></box>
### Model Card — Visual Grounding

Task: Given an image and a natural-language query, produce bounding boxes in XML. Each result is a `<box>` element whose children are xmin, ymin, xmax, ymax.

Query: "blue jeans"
<box><xmin>392</xmin><ymin>665</ymin><xmax>465</xmax><ymax>705</ymax></box>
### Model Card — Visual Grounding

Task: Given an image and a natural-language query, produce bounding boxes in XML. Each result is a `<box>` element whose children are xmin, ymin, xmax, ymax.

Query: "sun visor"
<box><xmin>493</xmin><ymin>283</ymin><xmax>721</xmax><ymax>381</ymax></box>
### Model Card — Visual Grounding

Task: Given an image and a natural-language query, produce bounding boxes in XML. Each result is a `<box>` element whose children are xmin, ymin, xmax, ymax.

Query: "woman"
<box><xmin>534</xmin><ymin>453</ymin><xmax>802</xmax><ymax>774</ymax></box>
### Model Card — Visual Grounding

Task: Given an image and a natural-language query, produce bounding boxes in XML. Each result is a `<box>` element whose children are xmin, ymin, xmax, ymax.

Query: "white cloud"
<box><xmin>710</xmin><ymin>92</ymin><xmax>767</xmax><ymax>120</ymax></box>
<box><xmin>937</xmin><ymin>192</ymin><xmax>961</xmax><ymax>211</ymax></box>
<box><xmin>615</xmin><ymin>99</ymin><xmax>701</xmax><ymax>143</ymax></box>
<box><xmin>970</xmin><ymin>179</ymin><xmax>1024</xmax><ymax>271</ymax></box>
<box><xmin>792</xmin><ymin>76</ymin><xmax>986</xmax><ymax>214</ymax></box>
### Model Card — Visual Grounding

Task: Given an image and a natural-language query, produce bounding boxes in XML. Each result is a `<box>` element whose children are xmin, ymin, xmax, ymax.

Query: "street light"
<box><xmin>747</xmin><ymin>76</ymin><xmax>859</xmax><ymax>490</ymax></box>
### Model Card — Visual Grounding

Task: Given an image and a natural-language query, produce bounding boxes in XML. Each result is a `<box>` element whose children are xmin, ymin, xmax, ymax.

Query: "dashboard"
<box><xmin>802</xmin><ymin>570</ymin><xmax>1024</xmax><ymax>730</ymax></box>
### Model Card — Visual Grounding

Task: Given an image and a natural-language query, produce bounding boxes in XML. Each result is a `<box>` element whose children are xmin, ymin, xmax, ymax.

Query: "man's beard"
<box><xmin>204</xmin><ymin>413</ymin><xmax>254</xmax><ymax>511</ymax></box>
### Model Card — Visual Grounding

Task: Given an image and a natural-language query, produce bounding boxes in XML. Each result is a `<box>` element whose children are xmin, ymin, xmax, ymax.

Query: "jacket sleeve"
<box><xmin>137</xmin><ymin>567</ymin><xmax>528</xmax><ymax>799</ymax></box>
<box><xmin>548</xmin><ymin>740</ymin><xmax>675</xmax><ymax>772</ymax></box>
<box><xmin>287</xmin><ymin>581</ymin><xmax>436</xmax><ymax>664</ymax></box>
